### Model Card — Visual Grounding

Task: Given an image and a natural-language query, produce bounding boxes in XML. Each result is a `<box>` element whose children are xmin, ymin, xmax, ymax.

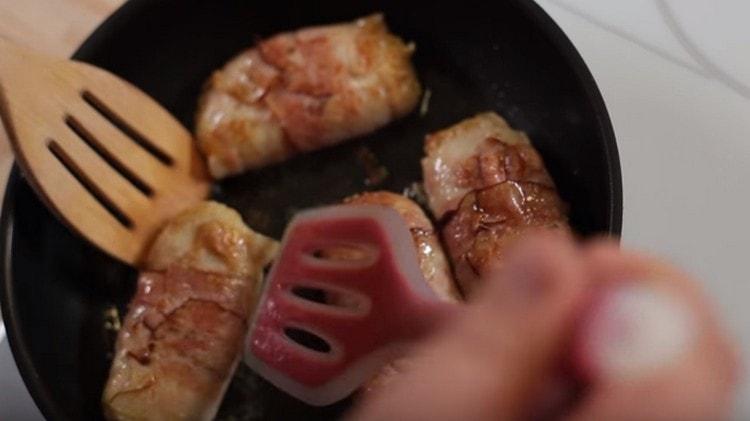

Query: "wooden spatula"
<box><xmin>0</xmin><ymin>38</ymin><xmax>211</xmax><ymax>266</ymax></box>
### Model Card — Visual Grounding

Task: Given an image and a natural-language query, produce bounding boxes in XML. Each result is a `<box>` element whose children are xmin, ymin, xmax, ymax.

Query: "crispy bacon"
<box><xmin>103</xmin><ymin>202</ymin><xmax>278</xmax><ymax>420</ymax></box>
<box><xmin>102</xmin><ymin>268</ymin><xmax>250</xmax><ymax>421</ymax></box>
<box><xmin>421</xmin><ymin>113</ymin><xmax>568</xmax><ymax>297</ymax></box>
<box><xmin>442</xmin><ymin>182</ymin><xmax>568</xmax><ymax>295</ymax></box>
<box><xmin>421</xmin><ymin>112</ymin><xmax>553</xmax><ymax>220</ymax></box>
<box><xmin>196</xmin><ymin>14</ymin><xmax>421</xmax><ymax>178</ymax></box>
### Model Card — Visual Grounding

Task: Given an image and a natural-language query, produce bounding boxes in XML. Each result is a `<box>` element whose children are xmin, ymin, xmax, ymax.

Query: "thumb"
<box><xmin>467</xmin><ymin>232</ymin><xmax>591</xmax><ymax>418</ymax></box>
<box><xmin>566</xmin><ymin>245</ymin><xmax>739</xmax><ymax>421</ymax></box>
<box><xmin>350</xmin><ymin>232</ymin><xmax>591</xmax><ymax>421</ymax></box>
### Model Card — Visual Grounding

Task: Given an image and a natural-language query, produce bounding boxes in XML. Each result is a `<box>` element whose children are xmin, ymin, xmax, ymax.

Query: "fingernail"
<box><xmin>574</xmin><ymin>284</ymin><xmax>695</xmax><ymax>381</ymax></box>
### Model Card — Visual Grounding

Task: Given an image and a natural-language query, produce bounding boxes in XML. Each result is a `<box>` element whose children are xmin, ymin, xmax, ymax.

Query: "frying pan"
<box><xmin>0</xmin><ymin>0</ymin><xmax>622</xmax><ymax>419</ymax></box>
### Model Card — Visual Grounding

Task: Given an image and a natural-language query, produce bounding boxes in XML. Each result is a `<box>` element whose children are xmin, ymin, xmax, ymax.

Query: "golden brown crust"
<box><xmin>421</xmin><ymin>112</ymin><xmax>570</xmax><ymax>297</ymax></box>
<box><xmin>196</xmin><ymin>14</ymin><xmax>421</xmax><ymax>178</ymax></box>
<box><xmin>442</xmin><ymin>182</ymin><xmax>569</xmax><ymax>297</ymax></box>
<box><xmin>104</xmin><ymin>202</ymin><xmax>278</xmax><ymax>420</ymax></box>
<box><xmin>345</xmin><ymin>191</ymin><xmax>431</xmax><ymax>230</ymax></box>
<box><xmin>102</xmin><ymin>269</ymin><xmax>249</xmax><ymax>421</ymax></box>
<box><xmin>145</xmin><ymin>201</ymin><xmax>278</xmax><ymax>278</ymax></box>
<box><xmin>422</xmin><ymin>112</ymin><xmax>554</xmax><ymax>219</ymax></box>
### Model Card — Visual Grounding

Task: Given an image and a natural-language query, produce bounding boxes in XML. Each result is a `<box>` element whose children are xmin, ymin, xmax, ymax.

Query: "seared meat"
<box><xmin>442</xmin><ymin>182</ymin><xmax>568</xmax><ymax>296</ymax></box>
<box><xmin>103</xmin><ymin>202</ymin><xmax>278</xmax><ymax>420</ymax></box>
<box><xmin>421</xmin><ymin>112</ymin><xmax>554</xmax><ymax>220</ymax></box>
<box><xmin>421</xmin><ymin>112</ymin><xmax>568</xmax><ymax>297</ymax></box>
<box><xmin>196</xmin><ymin>14</ymin><xmax>421</xmax><ymax>178</ymax></box>
<box><xmin>145</xmin><ymin>201</ymin><xmax>278</xmax><ymax>278</ymax></box>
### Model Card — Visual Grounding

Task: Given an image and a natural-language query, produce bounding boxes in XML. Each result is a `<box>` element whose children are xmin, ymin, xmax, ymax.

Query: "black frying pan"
<box><xmin>0</xmin><ymin>0</ymin><xmax>621</xmax><ymax>419</ymax></box>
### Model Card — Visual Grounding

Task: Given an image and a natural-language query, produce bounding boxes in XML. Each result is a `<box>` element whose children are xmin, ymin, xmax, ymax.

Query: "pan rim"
<box><xmin>0</xmin><ymin>0</ymin><xmax>622</xmax><ymax>419</ymax></box>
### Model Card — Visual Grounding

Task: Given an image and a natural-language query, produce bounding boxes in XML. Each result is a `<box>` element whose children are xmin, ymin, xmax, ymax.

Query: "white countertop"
<box><xmin>1</xmin><ymin>0</ymin><xmax>748</xmax><ymax>419</ymax></box>
<box><xmin>537</xmin><ymin>0</ymin><xmax>750</xmax><ymax>417</ymax></box>
<box><xmin>0</xmin><ymin>332</ymin><xmax>41</xmax><ymax>419</ymax></box>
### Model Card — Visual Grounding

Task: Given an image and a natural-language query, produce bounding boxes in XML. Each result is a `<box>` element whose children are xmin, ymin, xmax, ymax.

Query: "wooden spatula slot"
<box><xmin>81</xmin><ymin>90</ymin><xmax>173</xmax><ymax>166</ymax></box>
<box><xmin>66</xmin><ymin>94</ymin><xmax>175</xmax><ymax>192</ymax></box>
<box><xmin>47</xmin><ymin>139</ymin><xmax>134</xmax><ymax>228</ymax></box>
<box><xmin>63</xmin><ymin>114</ymin><xmax>154</xmax><ymax>197</ymax></box>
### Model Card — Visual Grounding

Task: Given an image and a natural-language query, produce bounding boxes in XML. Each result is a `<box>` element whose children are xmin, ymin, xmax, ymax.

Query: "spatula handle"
<box><xmin>0</xmin><ymin>37</ymin><xmax>39</xmax><ymax>79</ymax></box>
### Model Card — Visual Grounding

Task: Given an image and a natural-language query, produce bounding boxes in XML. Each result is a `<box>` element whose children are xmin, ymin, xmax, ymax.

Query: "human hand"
<box><xmin>347</xmin><ymin>233</ymin><xmax>739</xmax><ymax>420</ymax></box>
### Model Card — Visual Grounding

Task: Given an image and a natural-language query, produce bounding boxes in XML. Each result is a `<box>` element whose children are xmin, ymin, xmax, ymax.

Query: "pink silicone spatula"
<box><xmin>245</xmin><ymin>204</ymin><xmax>457</xmax><ymax>406</ymax></box>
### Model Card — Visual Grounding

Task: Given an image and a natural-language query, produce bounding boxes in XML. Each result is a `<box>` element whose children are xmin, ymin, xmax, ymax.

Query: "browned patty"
<box><xmin>102</xmin><ymin>202</ymin><xmax>278</xmax><ymax>420</ymax></box>
<box><xmin>421</xmin><ymin>112</ymin><xmax>569</xmax><ymax>297</ymax></box>
<box><xmin>195</xmin><ymin>14</ymin><xmax>421</xmax><ymax>178</ymax></box>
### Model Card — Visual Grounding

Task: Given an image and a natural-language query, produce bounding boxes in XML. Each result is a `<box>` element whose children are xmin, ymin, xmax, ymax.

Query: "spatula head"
<box><xmin>245</xmin><ymin>205</ymin><xmax>449</xmax><ymax>406</ymax></box>
<box><xmin>0</xmin><ymin>40</ymin><xmax>210</xmax><ymax>266</ymax></box>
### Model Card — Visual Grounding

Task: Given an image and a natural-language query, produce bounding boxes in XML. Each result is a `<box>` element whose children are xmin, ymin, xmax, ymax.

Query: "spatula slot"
<box><xmin>283</xmin><ymin>327</ymin><xmax>332</xmax><ymax>354</ymax></box>
<box><xmin>64</xmin><ymin>115</ymin><xmax>153</xmax><ymax>197</ymax></box>
<box><xmin>47</xmin><ymin>139</ymin><xmax>133</xmax><ymax>229</ymax></box>
<box><xmin>306</xmin><ymin>243</ymin><xmax>378</xmax><ymax>268</ymax></box>
<box><xmin>291</xmin><ymin>286</ymin><xmax>327</xmax><ymax>304</ymax></box>
<box><xmin>290</xmin><ymin>286</ymin><xmax>368</xmax><ymax>313</ymax></box>
<box><xmin>81</xmin><ymin>90</ymin><xmax>174</xmax><ymax>166</ymax></box>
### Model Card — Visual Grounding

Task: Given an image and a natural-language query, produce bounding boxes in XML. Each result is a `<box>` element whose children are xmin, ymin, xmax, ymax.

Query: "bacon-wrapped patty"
<box><xmin>421</xmin><ymin>112</ymin><xmax>568</xmax><ymax>296</ymax></box>
<box><xmin>442</xmin><ymin>181</ymin><xmax>568</xmax><ymax>295</ymax></box>
<box><xmin>196</xmin><ymin>14</ymin><xmax>421</xmax><ymax>178</ymax></box>
<box><xmin>102</xmin><ymin>202</ymin><xmax>278</xmax><ymax>420</ymax></box>
<box><xmin>421</xmin><ymin>112</ymin><xmax>554</xmax><ymax>220</ymax></box>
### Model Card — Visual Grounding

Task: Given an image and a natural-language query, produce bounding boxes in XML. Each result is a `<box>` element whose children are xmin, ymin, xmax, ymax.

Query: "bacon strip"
<box><xmin>103</xmin><ymin>202</ymin><xmax>278</xmax><ymax>420</ymax></box>
<box><xmin>196</xmin><ymin>14</ymin><xmax>421</xmax><ymax>178</ymax></box>
<box><xmin>422</xmin><ymin>113</ymin><xmax>569</xmax><ymax>296</ymax></box>
<box><xmin>421</xmin><ymin>112</ymin><xmax>554</xmax><ymax>220</ymax></box>
<box><xmin>102</xmin><ymin>269</ymin><xmax>250</xmax><ymax>421</ymax></box>
<box><xmin>442</xmin><ymin>182</ymin><xmax>568</xmax><ymax>295</ymax></box>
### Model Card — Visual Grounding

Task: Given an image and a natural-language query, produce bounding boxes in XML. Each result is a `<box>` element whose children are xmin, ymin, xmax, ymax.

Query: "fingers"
<box><xmin>350</xmin><ymin>236</ymin><xmax>740</xmax><ymax>421</ymax></box>
<box><xmin>462</xmin><ymin>231</ymin><xmax>591</xmax><ymax>416</ymax></box>
<box><xmin>566</xmin><ymin>242</ymin><xmax>740</xmax><ymax>421</ymax></box>
<box><xmin>348</xmin><ymin>231</ymin><xmax>592</xmax><ymax>421</ymax></box>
